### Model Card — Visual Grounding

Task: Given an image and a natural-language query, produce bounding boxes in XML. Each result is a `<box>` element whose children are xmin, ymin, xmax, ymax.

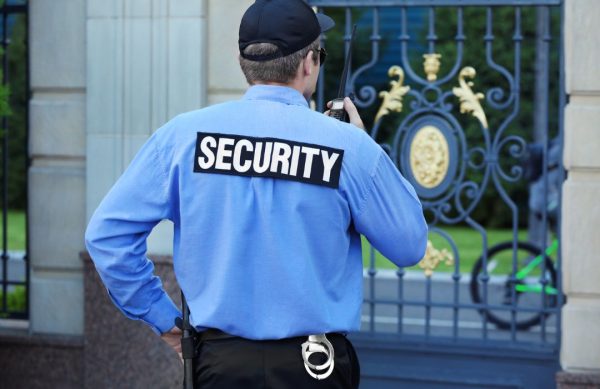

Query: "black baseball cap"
<box><xmin>239</xmin><ymin>0</ymin><xmax>335</xmax><ymax>61</ymax></box>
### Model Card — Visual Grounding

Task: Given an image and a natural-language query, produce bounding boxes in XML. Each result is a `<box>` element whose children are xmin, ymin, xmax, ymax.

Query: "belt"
<box><xmin>196</xmin><ymin>329</ymin><xmax>337</xmax><ymax>380</ymax></box>
<box><xmin>197</xmin><ymin>329</ymin><xmax>345</xmax><ymax>342</ymax></box>
<box><xmin>197</xmin><ymin>328</ymin><xmax>236</xmax><ymax>343</ymax></box>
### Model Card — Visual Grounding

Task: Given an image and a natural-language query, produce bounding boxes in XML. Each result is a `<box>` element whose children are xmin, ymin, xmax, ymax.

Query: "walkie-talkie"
<box><xmin>329</xmin><ymin>24</ymin><xmax>357</xmax><ymax>122</ymax></box>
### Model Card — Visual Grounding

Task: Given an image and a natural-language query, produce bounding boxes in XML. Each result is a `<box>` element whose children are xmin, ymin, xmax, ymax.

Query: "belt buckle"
<box><xmin>301</xmin><ymin>334</ymin><xmax>335</xmax><ymax>380</ymax></box>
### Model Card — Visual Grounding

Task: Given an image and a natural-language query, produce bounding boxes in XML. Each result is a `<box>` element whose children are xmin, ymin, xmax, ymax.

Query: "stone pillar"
<box><xmin>206</xmin><ymin>0</ymin><xmax>252</xmax><ymax>105</ymax></box>
<box><xmin>86</xmin><ymin>0</ymin><xmax>208</xmax><ymax>252</ymax></box>
<box><xmin>559</xmin><ymin>0</ymin><xmax>600</xmax><ymax>386</ymax></box>
<box><xmin>29</xmin><ymin>0</ymin><xmax>87</xmax><ymax>336</ymax></box>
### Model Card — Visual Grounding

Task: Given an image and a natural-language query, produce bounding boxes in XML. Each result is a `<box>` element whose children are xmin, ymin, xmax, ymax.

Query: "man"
<box><xmin>85</xmin><ymin>0</ymin><xmax>428</xmax><ymax>388</ymax></box>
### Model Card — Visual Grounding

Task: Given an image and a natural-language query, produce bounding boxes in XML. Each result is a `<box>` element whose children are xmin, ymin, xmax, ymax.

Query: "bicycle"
<box><xmin>469</xmin><ymin>238</ymin><xmax>560</xmax><ymax>331</ymax></box>
<box><xmin>468</xmin><ymin>139</ymin><xmax>564</xmax><ymax>331</ymax></box>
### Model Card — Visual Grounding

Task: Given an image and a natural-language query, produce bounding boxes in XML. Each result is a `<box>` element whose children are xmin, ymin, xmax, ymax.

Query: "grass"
<box><xmin>0</xmin><ymin>285</ymin><xmax>26</xmax><ymax>317</ymax></box>
<box><xmin>361</xmin><ymin>226</ymin><xmax>529</xmax><ymax>274</ymax></box>
<box><xmin>0</xmin><ymin>210</ymin><xmax>26</xmax><ymax>251</ymax></box>
<box><xmin>0</xmin><ymin>211</ymin><xmax>27</xmax><ymax>318</ymax></box>
<box><xmin>2</xmin><ymin>209</ymin><xmax>537</xmax><ymax>276</ymax></box>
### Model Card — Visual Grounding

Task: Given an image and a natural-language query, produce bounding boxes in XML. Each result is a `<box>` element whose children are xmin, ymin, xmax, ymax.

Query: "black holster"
<box><xmin>181</xmin><ymin>293</ymin><xmax>198</xmax><ymax>389</ymax></box>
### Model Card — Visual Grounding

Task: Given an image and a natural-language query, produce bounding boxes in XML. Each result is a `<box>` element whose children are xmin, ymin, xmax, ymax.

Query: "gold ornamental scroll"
<box><xmin>374</xmin><ymin>66</ymin><xmax>410</xmax><ymax>123</ymax></box>
<box><xmin>418</xmin><ymin>240</ymin><xmax>455</xmax><ymax>277</ymax></box>
<box><xmin>452</xmin><ymin>67</ymin><xmax>488</xmax><ymax>129</ymax></box>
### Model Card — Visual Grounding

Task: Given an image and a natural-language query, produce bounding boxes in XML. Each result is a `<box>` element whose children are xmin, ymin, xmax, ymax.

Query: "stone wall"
<box><xmin>83</xmin><ymin>254</ymin><xmax>181</xmax><ymax>388</ymax></box>
<box><xmin>206</xmin><ymin>0</ymin><xmax>251</xmax><ymax>105</ymax></box>
<box><xmin>0</xmin><ymin>332</ymin><xmax>84</xmax><ymax>388</ymax></box>
<box><xmin>29</xmin><ymin>0</ymin><xmax>87</xmax><ymax>337</ymax></box>
<box><xmin>559</xmin><ymin>0</ymin><xmax>600</xmax><ymax>386</ymax></box>
<box><xmin>86</xmin><ymin>0</ymin><xmax>208</xmax><ymax>221</ymax></box>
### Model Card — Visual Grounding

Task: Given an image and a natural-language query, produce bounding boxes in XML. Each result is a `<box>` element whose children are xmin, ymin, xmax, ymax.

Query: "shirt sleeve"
<box><xmin>353</xmin><ymin>150</ymin><xmax>428</xmax><ymax>267</ymax></box>
<box><xmin>84</xmin><ymin>131</ymin><xmax>181</xmax><ymax>335</ymax></box>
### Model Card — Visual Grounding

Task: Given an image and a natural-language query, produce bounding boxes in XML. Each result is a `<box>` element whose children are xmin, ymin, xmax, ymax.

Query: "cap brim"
<box><xmin>316</xmin><ymin>13</ymin><xmax>335</xmax><ymax>33</ymax></box>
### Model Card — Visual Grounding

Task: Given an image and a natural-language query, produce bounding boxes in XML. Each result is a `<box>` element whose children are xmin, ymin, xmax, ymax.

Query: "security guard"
<box><xmin>85</xmin><ymin>0</ymin><xmax>428</xmax><ymax>388</ymax></box>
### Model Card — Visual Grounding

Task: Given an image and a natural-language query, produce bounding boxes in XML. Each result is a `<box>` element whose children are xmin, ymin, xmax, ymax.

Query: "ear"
<box><xmin>302</xmin><ymin>50</ymin><xmax>314</xmax><ymax>77</ymax></box>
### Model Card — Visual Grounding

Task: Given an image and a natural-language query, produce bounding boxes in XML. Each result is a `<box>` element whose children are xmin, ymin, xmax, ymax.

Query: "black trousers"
<box><xmin>192</xmin><ymin>332</ymin><xmax>360</xmax><ymax>389</ymax></box>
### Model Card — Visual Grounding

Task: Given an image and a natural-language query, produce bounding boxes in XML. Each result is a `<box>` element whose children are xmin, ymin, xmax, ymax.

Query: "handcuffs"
<box><xmin>301</xmin><ymin>334</ymin><xmax>335</xmax><ymax>380</ymax></box>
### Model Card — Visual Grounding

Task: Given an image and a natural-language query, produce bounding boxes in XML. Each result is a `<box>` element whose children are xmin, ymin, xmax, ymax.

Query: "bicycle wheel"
<box><xmin>469</xmin><ymin>241</ymin><xmax>558</xmax><ymax>331</ymax></box>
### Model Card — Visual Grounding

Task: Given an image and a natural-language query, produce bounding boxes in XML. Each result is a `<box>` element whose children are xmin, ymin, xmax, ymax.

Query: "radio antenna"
<box><xmin>337</xmin><ymin>24</ymin><xmax>357</xmax><ymax>98</ymax></box>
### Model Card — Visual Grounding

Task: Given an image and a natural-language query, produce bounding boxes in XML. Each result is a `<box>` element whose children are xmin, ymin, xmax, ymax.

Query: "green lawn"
<box><xmin>3</xmin><ymin>209</ymin><xmax>532</xmax><ymax>275</ymax></box>
<box><xmin>0</xmin><ymin>211</ymin><xmax>27</xmax><ymax>316</ymax></box>
<box><xmin>361</xmin><ymin>226</ymin><xmax>529</xmax><ymax>274</ymax></box>
<box><xmin>0</xmin><ymin>210</ymin><xmax>26</xmax><ymax>251</ymax></box>
<box><xmin>0</xmin><ymin>286</ymin><xmax>26</xmax><ymax>316</ymax></box>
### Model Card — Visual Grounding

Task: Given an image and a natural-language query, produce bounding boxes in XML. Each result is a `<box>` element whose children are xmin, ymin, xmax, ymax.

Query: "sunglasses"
<box><xmin>318</xmin><ymin>47</ymin><xmax>327</xmax><ymax>66</ymax></box>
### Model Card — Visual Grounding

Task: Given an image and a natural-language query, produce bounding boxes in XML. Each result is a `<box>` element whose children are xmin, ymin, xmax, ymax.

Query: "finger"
<box><xmin>343</xmin><ymin>97</ymin><xmax>358</xmax><ymax>116</ymax></box>
<box><xmin>326</xmin><ymin>100</ymin><xmax>333</xmax><ymax>108</ymax></box>
<box><xmin>343</xmin><ymin>97</ymin><xmax>365</xmax><ymax>130</ymax></box>
<box><xmin>324</xmin><ymin>110</ymin><xmax>331</xmax><ymax>116</ymax></box>
<box><xmin>163</xmin><ymin>325</ymin><xmax>182</xmax><ymax>336</ymax></box>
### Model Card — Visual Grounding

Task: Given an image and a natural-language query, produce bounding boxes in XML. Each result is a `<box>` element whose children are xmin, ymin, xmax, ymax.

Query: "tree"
<box><xmin>0</xmin><ymin>9</ymin><xmax>27</xmax><ymax>210</ymax></box>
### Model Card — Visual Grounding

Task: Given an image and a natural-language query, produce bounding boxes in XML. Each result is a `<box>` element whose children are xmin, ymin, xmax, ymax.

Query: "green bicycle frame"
<box><xmin>514</xmin><ymin>239</ymin><xmax>559</xmax><ymax>295</ymax></box>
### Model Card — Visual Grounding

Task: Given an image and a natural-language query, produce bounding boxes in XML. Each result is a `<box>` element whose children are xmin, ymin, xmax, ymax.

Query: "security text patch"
<box><xmin>194</xmin><ymin>132</ymin><xmax>344</xmax><ymax>188</ymax></box>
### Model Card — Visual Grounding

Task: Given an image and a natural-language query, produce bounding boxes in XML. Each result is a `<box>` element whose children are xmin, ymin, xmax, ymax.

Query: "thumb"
<box><xmin>343</xmin><ymin>97</ymin><xmax>365</xmax><ymax>130</ymax></box>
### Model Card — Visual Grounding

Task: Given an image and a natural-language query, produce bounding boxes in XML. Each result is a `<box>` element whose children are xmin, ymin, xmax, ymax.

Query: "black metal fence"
<box><xmin>310</xmin><ymin>0</ymin><xmax>564</xmax><ymax>351</ymax></box>
<box><xmin>0</xmin><ymin>0</ymin><xmax>28</xmax><ymax>320</ymax></box>
<box><xmin>310</xmin><ymin>1</ymin><xmax>565</xmax><ymax>386</ymax></box>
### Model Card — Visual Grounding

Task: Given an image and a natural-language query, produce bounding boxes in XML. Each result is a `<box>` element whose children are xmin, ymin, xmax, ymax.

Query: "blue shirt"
<box><xmin>85</xmin><ymin>85</ymin><xmax>428</xmax><ymax>339</ymax></box>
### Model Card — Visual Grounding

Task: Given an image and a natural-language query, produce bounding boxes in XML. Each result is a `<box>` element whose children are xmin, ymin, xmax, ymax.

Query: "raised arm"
<box><xmin>353</xmin><ymin>150</ymin><xmax>428</xmax><ymax>267</ymax></box>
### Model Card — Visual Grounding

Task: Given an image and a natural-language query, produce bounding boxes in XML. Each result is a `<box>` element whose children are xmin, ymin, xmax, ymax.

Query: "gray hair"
<box><xmin>239</xmin><ymin>39</ymin><xmax>320</xmax><ymax>84</ymax></box>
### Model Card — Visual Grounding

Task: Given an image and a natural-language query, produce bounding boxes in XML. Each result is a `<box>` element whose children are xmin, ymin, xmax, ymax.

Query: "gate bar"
<box><xmin>1</xmin><ymin>0</ymin><xmax>9</xmax><ymax>316</ymax></box>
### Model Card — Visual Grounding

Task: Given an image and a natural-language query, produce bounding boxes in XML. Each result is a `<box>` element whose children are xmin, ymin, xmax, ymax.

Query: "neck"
<box><xmin>252</xmin><ymin>78</ymin><xmax>307</xmax><ymax>98</ymax></box>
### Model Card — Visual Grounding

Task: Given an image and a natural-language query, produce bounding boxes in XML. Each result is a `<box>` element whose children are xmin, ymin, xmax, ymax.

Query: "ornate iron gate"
<box><xmin>309</xmin><ymin>0</ymin><xmax>564</xmax><ymax>387</ymax></box>
<box><xmin>0</xmin><ymin>0</ymin><xmax>28</xmax><ymax>321</ymax></box>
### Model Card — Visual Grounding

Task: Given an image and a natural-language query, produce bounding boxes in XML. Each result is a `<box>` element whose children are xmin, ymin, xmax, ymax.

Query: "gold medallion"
<box><xmin>410</xmin><ymin>125</ymin><xmax>450</xmax><ymax>189</ymax></box>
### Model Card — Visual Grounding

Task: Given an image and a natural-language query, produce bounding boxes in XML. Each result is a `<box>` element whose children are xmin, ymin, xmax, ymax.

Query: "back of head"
<box><xmin>237</xmin><ymin>0</ymin><xmax>334</xmax><ymax>85</ymax></box>
<box><xmin>239</xmin><ymin>41</ymin><xmax>319</xmax><ymax>85</ymax></box>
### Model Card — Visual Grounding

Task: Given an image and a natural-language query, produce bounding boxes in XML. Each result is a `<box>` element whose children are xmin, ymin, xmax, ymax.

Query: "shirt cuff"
<box><xmin>140</xmin><ymin>292</ymin><xmax>182</xmax><ymax>335</ymax></box>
